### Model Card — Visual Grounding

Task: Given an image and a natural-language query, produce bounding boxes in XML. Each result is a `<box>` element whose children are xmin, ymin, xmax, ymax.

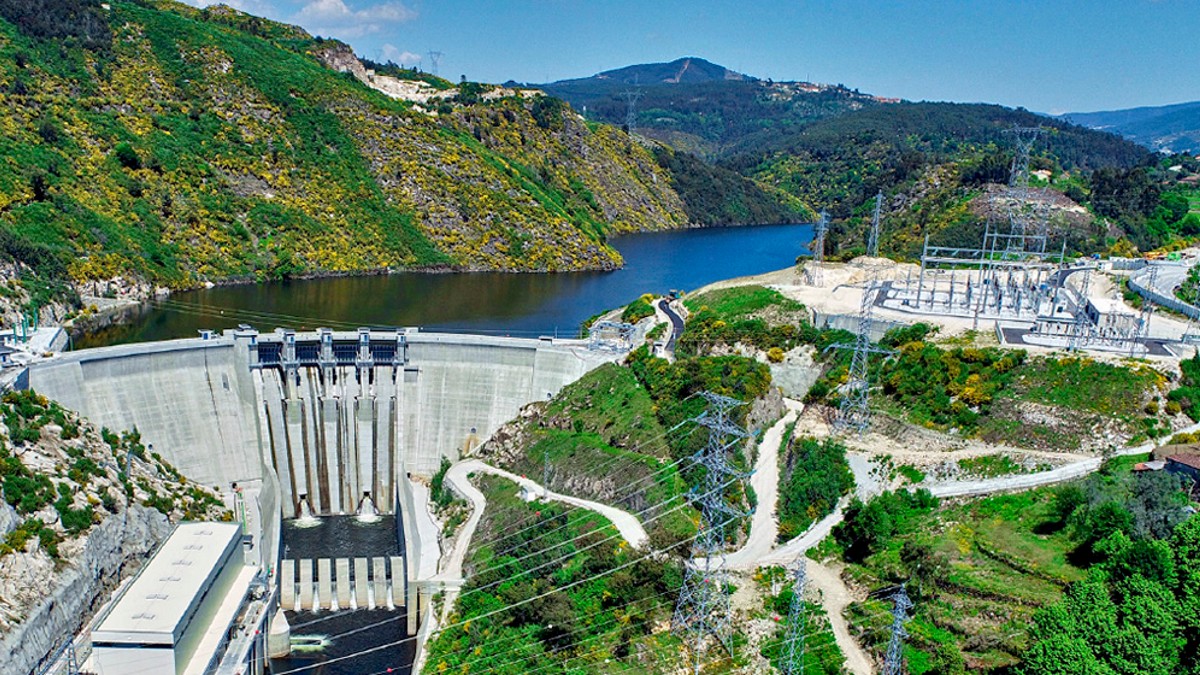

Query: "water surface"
<box><xmin>80</xmin><ymin>223</ymin><xmax>812</xmax><ymax>347</ymax></box>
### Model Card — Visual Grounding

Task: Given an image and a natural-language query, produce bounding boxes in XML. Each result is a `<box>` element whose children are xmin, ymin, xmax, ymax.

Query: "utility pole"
<box><xmin>673</xmin><ymin>392</ymin><xmax>752</xmax><ymax>674</ymax></box>
<box><xmin>825</xmin><ymin>276</ymin><xmax>896</xmax><ymax>434</ymax></box>
<box><xmin>867</xmin><ymin>191</ymin><xmax>883</xmax><ymax>258</ymax></box>
<box><xmin>883</xmin><ymin>585</ymin><xmax>914</xmax><ymax>675</ymax></box>
<box><xmin>780</xmin><ymin>559</ymin><xmax>807</xmax><ymax>675</ymax></box>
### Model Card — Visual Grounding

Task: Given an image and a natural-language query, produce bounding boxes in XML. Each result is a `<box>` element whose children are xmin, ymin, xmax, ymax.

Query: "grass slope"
<box><xmin>0</xmin><ymin>0</ymin><xmax>688</xmax><ymax>296</ymax></box>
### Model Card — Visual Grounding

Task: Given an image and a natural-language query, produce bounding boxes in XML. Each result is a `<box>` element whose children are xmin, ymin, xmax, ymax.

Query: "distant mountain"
<box><xmin>534</xmin><ymin>58</ymin><xmax>885</xmax><ymax>158</ymax></box>
<box><xmin>557</xmin><ymin>56</ymin><xmax>751</xmax><ymax>87</ymax></box>
<box><xmin>1061</xmin><ymin>101</ymin><xmax>1200</xmax><ymax>154</ymax></box>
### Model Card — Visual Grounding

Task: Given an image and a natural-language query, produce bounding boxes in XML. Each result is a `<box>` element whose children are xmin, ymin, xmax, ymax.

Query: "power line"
<box><xmin>271</xmin><ymin>516</ymin><xmax>707</xmax><ymax>675</ymax></box>
<box><xmin>673</xmin><ymin>392</ymin><xmax>751</xmax><ymax>674</ymax></box>
<box><xmin>781</xmin><ymin>558</ymin><xmax>807</xmax><ymax>675</ymax></box>
<box><xmin>868</xmin><ymin>191</ymin><xmax>884</xmax><ymax>258</ymax></box>
<box><xmin>883</xmin><ymin>585</ymin><xmax>914</xmax><ymax>675</ymax></box>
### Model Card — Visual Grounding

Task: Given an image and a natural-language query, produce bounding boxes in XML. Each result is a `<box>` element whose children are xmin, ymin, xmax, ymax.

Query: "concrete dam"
<box><xmin>23</xmin><ymin>327</ymin><xmax>616</xmax><ymax>666</ymax></box>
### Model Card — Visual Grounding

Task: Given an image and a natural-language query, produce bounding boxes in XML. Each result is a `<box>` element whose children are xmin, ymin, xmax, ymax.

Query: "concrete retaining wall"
<box><xmin>811</xmin><ymin>311</ymin><xmax>905</xmax><ymax>343</ymax></box>
<box><xmin>1129</xmin><ymin>264</ymin><xmax>1200</xmax><ymax>321</ymax></box>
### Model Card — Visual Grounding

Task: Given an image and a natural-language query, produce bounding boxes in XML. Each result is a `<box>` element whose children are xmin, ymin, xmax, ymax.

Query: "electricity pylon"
<box><xmin>780</xmin><ymin>559</ymin><xmax>808</xmax><ymax>675</ymax></box>
<box><xmin>867</xmin><ymin>192</ymin><xmax>883</xmax><ymax>258</ymax></box>
<box><xmin>883</xmin><ymin>585</ymin><xmax>914</xmax><ymax>675</ymax></box>
<box><xmin>673</xmin><ymin>392</ymin><xmax>752</xmax><ymax>674</ymax></box>
<box><xmin>809</xmin><ymin>210</ymin><xmax>829</xmax><ymax>286</ymax></box>
<box><xmin>825</xmin><ymin>277</ymin><xmax>896</xmax><ymax>434</ymax></box>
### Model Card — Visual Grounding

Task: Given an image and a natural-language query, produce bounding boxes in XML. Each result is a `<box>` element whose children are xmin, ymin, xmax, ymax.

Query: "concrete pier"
<box><xmin>336</xmin><ymin>558</ymin><xmax>352</xmax><ymax>609</ymax></box>
<box><xmin>317</xmin><ymin>559</ymin><xmax>333</xmax><ymax>611</ymax></box>
<box><xmin>354</xmin><ymin>558</ymin><xmax>369</xmax><ymax>610</ymax></box>
<box><xmin>281</xmin><ymin>559</ymin><xmax>296</xmax><ymax>611</ymax></box>
<box><xmin>298</xmin><ymin>559</ymin><xmax>314</xmax><ymax>611</ymax></box>
<box><xmin>390</xmin><ymin>556</ymin><xmax>405</xmax><ymax>606</ymax></box>
<box><xmin>373</xmin><ymin>558</ymin><xmax>387</xmax><ymax>610</ymax></box>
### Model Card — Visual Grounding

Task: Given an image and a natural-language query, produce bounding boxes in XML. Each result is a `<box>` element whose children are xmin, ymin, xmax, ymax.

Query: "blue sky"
<box><xmin>189</xmin><ymin>0</ymin><xmax>1199</xmax><ymax>113</ymax></box>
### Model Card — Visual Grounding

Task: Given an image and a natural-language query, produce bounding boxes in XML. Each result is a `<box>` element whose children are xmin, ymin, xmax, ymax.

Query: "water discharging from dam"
<box><xmin>25</xmin><ymin>327</ymin><xmax>618</xmax><ymax>674</ymax></box>
<box><xmin>273</xmin><ymin>515</ymin><xmax>412</xmax><ymax>675</ymax></box>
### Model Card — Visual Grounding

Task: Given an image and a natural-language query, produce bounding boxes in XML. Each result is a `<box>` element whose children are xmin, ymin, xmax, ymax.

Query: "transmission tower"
<box><xmin>1069</xmin><ymin>266</ymin><xmax>1092</xmax><ymax>353</ymax></box>
<box><xmin>1002</xmin><ymin>125</ymin><xmax>1043</xmax><ymax>240</ymax></box>
<box><xmin>780</xmin><ymin>559</ymin><xmax>808</xmax><ymax>675</ymax></box>
<box><xmin>620</xmin><ymin>89</ymin><xmax>643</xmax><ymax>137</ymax></box>
<box><xmin>1135</xmin><ymin>264</ymin><xmax>1159</xmax><ymax>356</ymax></box>
<box><xmin>1003</xmin><ymin>125</ymin><xmax>1042</xmax><ymax>191</ymax></box>
<box><xmin>807</xmin><ymin>210</ymin><xmax>829</xmax><ymax>286</ymax></box>
<box><xmin>867</xmin><ymin>191</ymin><xmax>884</xmax><ymax>258</ymax></box>
<box><xmin>825</xmin><ymin>277</ymin><xmax>896</xmax><ymax>434</ymax></box>
<box><xmin>673</xmin><ymin>392</ymin><xmax>752</xmax><ymax>674</ymax></box>
<box><xmin>883</xmin><ymin>585</ymin><xmax>914</xmax><ymax>675</ymax></box>
<box><xmin>427</xmin><ymin>50</ymin><xmax>443</xmax><ymax>76</ymax></box>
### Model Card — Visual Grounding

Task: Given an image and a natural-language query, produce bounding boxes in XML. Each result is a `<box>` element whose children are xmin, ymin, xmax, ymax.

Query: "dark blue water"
<box><xmin>273</xmin><ymin>516</ymin><xmax>412</xmax><ymax>675</ymax></box>
<box><xmin>79</xmin><ymin>223</ymin><xmax>812</xmax><ymax>347</ymax></box>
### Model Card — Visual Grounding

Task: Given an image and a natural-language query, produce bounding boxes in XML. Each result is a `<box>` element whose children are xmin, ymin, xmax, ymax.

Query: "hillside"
<box><xmin>1062</xmin><ymin>100</ymin><xmax>1200</xmax><ymax>154</ymax></box>
<box><xmin>0</xmin><ymin>389</ymin><xmax>230</xmax><ymax>673</ymax></box>
<box><xmin>540</xmin><ymin>59</ymin><xmax>1169</xmax><ymax>259</ymax></box>
<box><xmin>0</xmin><ymin>0</ymin><xmax>710</xmax><ymax>306</ymax></box>
<box><xmin>537</xmin><ymin>58</ymin><xmax>883</xmax><ymax>158</ymax></box>
<box><xmin>722</xmin><ymin>102</ymin><xmax>1160</xmax><ymax>257</ymax></box>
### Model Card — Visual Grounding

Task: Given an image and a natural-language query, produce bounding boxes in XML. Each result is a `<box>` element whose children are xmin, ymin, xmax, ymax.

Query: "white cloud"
<box><xmin>381</xmin><ymin>44</ymin><xmax>422</xmax><ymax>66</ymax></box>
<box><xmin>294</xmin><ymin>0</ymin><xmax>417</xmax><ymax>38</ymax></box>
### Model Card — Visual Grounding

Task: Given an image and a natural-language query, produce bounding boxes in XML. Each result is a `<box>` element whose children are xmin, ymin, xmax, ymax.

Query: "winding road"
<box><xmin>657</xmin><ymin>298</ymin><xmax>685</xmax><ymax>354</ymax></box>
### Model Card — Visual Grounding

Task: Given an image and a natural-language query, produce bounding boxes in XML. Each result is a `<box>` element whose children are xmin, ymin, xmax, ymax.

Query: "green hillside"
<box><xmin>0</xmin><ymin>0</ymin><xmax>699</xmax><ymax>297</ymax></box>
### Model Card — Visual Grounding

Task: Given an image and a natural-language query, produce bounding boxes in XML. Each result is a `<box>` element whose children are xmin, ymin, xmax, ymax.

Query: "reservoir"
<box><xmin>79</xmin><ymin>222</ymin><xmax>813</xmax><ymax>347</ymax></box>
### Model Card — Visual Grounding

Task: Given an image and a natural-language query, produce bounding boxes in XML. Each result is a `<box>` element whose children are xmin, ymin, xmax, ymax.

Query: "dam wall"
<box><xmin>26</xmin><ymin>334</ymin><xmax>262</xmax><ymax>488</ymax></box>
<box><xmin>25</xmin><ymin>329</ymin><xmax>612</xmax><ymax>514</ymax></box>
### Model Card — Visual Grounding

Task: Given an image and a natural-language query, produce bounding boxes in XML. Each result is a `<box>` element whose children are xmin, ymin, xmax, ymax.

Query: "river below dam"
<box><xmin>79</xmin><ymin>223</ymin><xmax>813</xmax><ymax>347</ymax></box>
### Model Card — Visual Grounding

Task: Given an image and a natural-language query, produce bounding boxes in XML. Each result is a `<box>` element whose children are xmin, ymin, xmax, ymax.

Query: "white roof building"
<box><xmin>91</xmin><ymin>522</ymin><xmax>258</xmax><ymax>675</ymax></box>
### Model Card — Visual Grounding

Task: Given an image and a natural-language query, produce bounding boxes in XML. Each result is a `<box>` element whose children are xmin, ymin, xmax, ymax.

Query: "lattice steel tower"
<box><xmin>867</xmin><ymin>191</ymin><xmax>884</xmax><ymax>258</ymax></box>
<box><xmin>826</xmin><ymin>277</ymin><xmax>896</xmax><ymax>434</ymax></box>
<box><xmin>621</xmin><ymin>89</ymin><xmax>643</xmax><ymax>137</ymax></box>
<box><xmin>1002</xmin><ymin>125</ymin><xmax>1043</xmax><ymax>238</ymax></box>
<box><xmin>808</xmin><ymin>210</ymin><xmax>829</xmax><ymax>286</ymax></box>
<box><xmin>1069</xmin><ymin>266</ymin><xmax>1093</xmax><ymax>353</ymax></box>
<box><xmin>781</xmin><ymin>559</ymin><xmax>808</xmax><ymax>675</ymax></box>
<box><xmin>673</xmin><ymin>392</ymin><xmax>752</xmax><ymax>674</ymax></box>
<box><xmin>427</xmin><ymin>50</ymin><xmax>443</xmax><ymax>76</ymax></box>
<box><xmin>883</xmin><ymin>585</ymin><xmax>914</xmax><ymax>675</ymax></box>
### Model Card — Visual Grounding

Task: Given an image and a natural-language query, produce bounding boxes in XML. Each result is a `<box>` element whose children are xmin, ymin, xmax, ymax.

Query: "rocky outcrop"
<box><xmin>0</xmin><ymin>504</ymin><xmax>172</xmax><ymax>674</ymax></box>
<box><xmin>0</xmin><ymin>392</ymin><xmax>230</xmax><ymax>673</ymax></box>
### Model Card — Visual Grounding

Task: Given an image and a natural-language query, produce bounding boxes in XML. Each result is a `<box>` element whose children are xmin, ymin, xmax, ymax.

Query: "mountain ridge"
<box><xmin>1060</xmin><ymin>100</ymin><xmax>1200</xmax><ymax>154</ymax></box>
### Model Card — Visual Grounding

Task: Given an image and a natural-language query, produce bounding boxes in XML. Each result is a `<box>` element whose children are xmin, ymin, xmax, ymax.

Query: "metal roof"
<box><xmin>93</xmin><ymin>522</ymin><xmax>242</xmax><ymax>645</ymax></box>
<box><xmin>1168</xmin><ymin>454</ymin><xmax>1200</xmax><ymax>471</ymax></box>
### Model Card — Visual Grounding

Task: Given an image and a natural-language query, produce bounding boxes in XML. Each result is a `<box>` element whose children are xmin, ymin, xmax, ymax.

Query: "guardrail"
<box><xmin>1128</xmin><ymin>264</ymin><xmax>1200</xmax><ymax>321</ymax></box>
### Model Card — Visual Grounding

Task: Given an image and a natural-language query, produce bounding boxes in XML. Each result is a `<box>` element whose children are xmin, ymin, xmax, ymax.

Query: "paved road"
<box><xmin>999</xmin><ymin>326</ymin><xmax>1176</xmax><ymax>356</ymax></box>
<box><xmin>440</xmin><ymin>459</ymin><xmax>649</xmax><ymax>576</ymax></box>
<box><xmin>657</xmin><ymin>298</ymin><xmax>685</xmax><ymax>353</ymax></box>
